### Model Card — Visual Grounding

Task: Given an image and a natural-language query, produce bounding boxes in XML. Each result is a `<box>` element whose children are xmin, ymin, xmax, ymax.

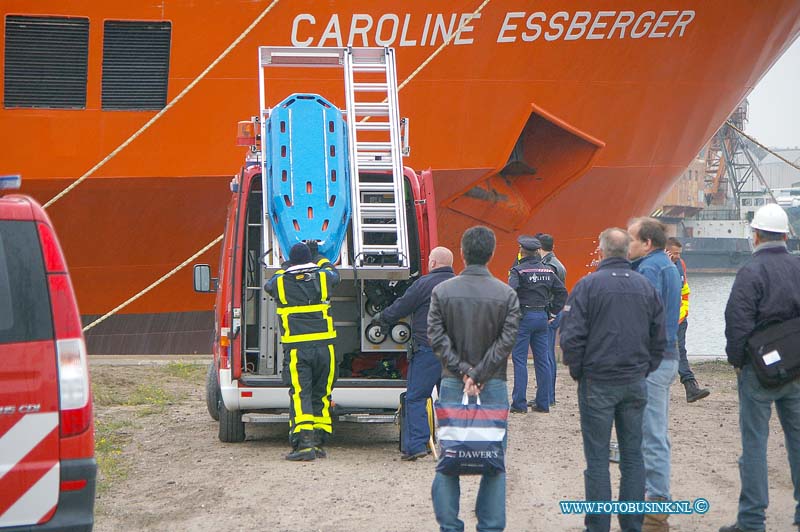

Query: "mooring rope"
<box><xmin>82</xmin><ymin>234</ymin><xmax>224</xmax><ymax>332</ymax></box>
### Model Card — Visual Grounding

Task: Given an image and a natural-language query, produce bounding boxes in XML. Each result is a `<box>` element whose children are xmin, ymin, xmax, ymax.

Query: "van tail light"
<box><xmin>37</xmin><ymin>222</ymin><xmax>67</xmax><ymax>272</ymax></box>
<box><xmin>57</xmin><ymin>338</ymin><xmax>92</xmax><ymax>437</ymax></box>
<box><xmin>38</xmin><ymin>222</ymin><xmax>92</xmax><ymax>437</ymax></box>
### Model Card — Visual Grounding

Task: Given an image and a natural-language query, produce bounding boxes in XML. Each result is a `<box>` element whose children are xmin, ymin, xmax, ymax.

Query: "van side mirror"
<box><xmin>193</xmin><ymin>264</ymin><xmax>217</xmax><ymax>293</ymax></box>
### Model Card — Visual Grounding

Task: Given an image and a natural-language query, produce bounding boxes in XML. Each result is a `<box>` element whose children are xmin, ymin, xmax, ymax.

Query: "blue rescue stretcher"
<box><xmin>264</xmin><ymin>93</ymin><xmax>351</xmax><ymax>262</ymax></box>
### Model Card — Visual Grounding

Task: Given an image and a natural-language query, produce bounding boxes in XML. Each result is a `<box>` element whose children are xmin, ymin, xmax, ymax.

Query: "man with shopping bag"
<box><xmin>428</xmin><ymin>226</ymin><xmax>521</xmax><ymax>532</ymax></box>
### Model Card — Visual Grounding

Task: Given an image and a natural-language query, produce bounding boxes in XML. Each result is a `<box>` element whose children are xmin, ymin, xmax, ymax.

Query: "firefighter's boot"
<box><xmin>683</xmin><ymin>379</ymin><xmax>710</xmax><ymax>403</ymax></box>
<box><xmin>313</xmin><ymin>429</ymin><xmax>328</xmax><ymax>459</ymax></box>
<box><xmin>286</xmin><ymin>432</ymin><xmax>317</xmax><ymax>461</ymax></box>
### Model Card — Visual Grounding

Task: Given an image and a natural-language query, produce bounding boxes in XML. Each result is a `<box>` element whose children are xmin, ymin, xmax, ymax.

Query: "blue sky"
<box><xmin>746</xmin><ymin>36</ymin><xmax>800</xmax><ymax>150</ymax></box>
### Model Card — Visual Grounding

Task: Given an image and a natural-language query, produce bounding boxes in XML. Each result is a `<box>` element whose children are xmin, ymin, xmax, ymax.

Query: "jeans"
<box><xmin>547</xmin><ymin>312</ymin><xmax>562</xmax><ymax>404</ymax></box>
<box><xmin>676</xmin><ymin>319</ymin><xmax>695</xmax><ymax>383</ymax></box>
<box><xmin>402</xmin><ymin>346</ymin><xmax>441</xmax><ymax>455</ymax></box>
<box><xmin>735</xmin><ymin>364</ymin><xmax>800</xmax><ymax>531</ymax></box>
<box><xmin>511</xmin><ymin>311</ymin><xmax>550</xmax><ymax>411</ymax></box>
<box><xmin>579</xmin><ymin>376</ymin><xmax>647</xmax><ymax>532</ymax></box>
<box><xmin>642</xmin><ymin>358</ymin><xmax>678</xmax><ymax>500</ymax></box>
<box><xmin>432</xmin><ymin>377</ymin><xmax>509</xmax><ymax>532</ymax></box>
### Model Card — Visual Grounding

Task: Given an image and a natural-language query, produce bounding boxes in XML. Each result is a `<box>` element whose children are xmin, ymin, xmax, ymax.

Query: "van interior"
<box><xmin>239</xmin><ymin>172</ymin><xmax>422</xmax><ymax>387</ymax></box>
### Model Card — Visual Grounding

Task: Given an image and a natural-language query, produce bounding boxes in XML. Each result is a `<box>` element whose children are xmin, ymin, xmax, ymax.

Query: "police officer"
<box><xmin>265</xmin><ymin>242</ymin><xmax>341</xmax><ymax>461</ymax></box>
<box><xmin>509</xmin><ymin>236</ymin><xmax>567</xmax><ymax>413</ymax></box>
<box><xmin>371</xmin><ymin>246</ymin><xmax>455</xmax><ymax>461</ymax></box>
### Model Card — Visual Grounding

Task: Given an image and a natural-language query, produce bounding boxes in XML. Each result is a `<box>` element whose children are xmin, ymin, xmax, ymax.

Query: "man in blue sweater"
<box><xmin>628</xmin><ymin>217</ymin><xmax>682</xmax><ymax>532</ymax></box>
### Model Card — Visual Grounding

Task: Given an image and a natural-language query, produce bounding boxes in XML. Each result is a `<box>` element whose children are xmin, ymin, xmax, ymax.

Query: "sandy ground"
<box><xmin>91</xmin><ymin>360</ymin><xmax>799</xmax><ymax>532</ymax></box>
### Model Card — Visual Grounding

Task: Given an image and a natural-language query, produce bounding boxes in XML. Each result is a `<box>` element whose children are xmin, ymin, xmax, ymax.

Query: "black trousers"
<box><xmin>282</xmin><ymin>343</ymin><xmax>337</xmax><ymax>441</ymax></box>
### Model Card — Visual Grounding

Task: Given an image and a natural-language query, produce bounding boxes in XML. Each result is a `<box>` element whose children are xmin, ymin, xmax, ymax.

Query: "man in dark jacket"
<box><xmin>372</xmin><ymin>246</ymin><xmax>455</xmax><ymax>461</ymax></box>
<box><xmin>562</xmin><ymin>228</ymin><xmax>665</xmax><ymax>532</ymax></box>
<box><xmin>508</xmin><ymin>236</ymin><xmax>567</xmax><ymax>413</ymax></box>
<box><xmin>428</xmin><ymin>226</ymin><xmax>521</xmax><ymax>531</ymax></box>
<box><xmin>537</xmin><ymin>233</ymin><xmax>567</xmax><ymax>406</ymax></box>
<box><xmin>720</xmin><ymin>204</ymin><xmax>800</xmax><ymax>532</ymax></box>
<box><xmin>628</xmin><ymin>217</ymin><xmax>681</xmax><ymax>532</ymax></box>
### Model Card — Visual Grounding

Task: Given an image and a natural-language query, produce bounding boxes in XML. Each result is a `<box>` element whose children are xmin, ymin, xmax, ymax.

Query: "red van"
<box><xmin>0</xmin><ymin>176</ymin><xmax>95</xmax><ymax>531</ymax></box>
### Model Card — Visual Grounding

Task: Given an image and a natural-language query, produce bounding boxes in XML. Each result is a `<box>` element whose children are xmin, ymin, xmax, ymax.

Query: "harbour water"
<box><xmin>684</xmin><ymin>273</ymin><xmax>737</xmax><ymax>358</ymax></box>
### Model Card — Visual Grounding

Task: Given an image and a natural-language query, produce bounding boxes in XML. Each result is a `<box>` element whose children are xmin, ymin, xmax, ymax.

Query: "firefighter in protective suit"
<box><xmin>265</xmin><ymin>242</ymin><xmax>341</xmax><ymax>461</ymax></box>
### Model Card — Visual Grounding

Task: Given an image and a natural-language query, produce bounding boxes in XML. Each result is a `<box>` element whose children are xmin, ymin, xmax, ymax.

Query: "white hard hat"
<box><xmin>750</xmin><ymin>203</ymin><xmax>790</xmax><ymax>233</ymax></box>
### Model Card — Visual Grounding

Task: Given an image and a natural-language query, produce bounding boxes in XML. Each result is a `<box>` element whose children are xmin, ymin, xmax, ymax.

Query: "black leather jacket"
<box><xmin>427</xmin><ymin>265</ymin><xmax>521</xmax><ymax>384</ymax></box>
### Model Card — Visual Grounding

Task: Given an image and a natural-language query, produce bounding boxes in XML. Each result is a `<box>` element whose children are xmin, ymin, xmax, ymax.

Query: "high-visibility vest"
<box><xmin>271</xmin><ymin>259</ymin><xmax>338</xmax><ymax>344</ymax></box>
<box><xmin>679</xmin><ymin>258</ymin><xmax>690</xmax><ymax>323</ymax></box>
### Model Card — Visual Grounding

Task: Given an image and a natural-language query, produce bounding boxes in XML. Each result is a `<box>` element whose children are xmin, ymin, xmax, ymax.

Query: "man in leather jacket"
<box><xmin>428</xmin><ymin>226</ymin><xmax>520</xmax><ymax>531</ymax></box>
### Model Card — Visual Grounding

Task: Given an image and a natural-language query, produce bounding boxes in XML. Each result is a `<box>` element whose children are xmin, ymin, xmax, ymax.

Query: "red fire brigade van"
<box><xmin>194</xmin><ymin>47</ymin><xmax>438</xmax><ymax>442</ymax></box>
<box><xmin>0</xmin><ymin>175</ymin><xmax>96</xmax><ymax>531</ymax></box>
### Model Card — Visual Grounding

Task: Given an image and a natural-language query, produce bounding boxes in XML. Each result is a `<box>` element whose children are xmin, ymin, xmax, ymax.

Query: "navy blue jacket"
<box><xmin>508</xmin><ymin>255</ymin><xmax>567</xmax><ymax>314</ymax></box>
<box><xmin>632</xmin><ymin>249</ymin><xmax>681</xmax><ymax>359</ymax></box>
<box><xmin>380</xmin><ymin>266</ymin><xmax>455</xmax><ymax>348</ymax></box>
<box><xmin>725</xmin><ymin>243</ymin><xmax>800</xmax><ymax>368</ymax></box>
<box><xmin>560</xmin><ymin>256</ymin><xmax>666</xmax><ymax>383</ymax></box>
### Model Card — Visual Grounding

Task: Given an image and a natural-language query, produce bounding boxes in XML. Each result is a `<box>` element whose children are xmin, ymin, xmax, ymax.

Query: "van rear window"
<box><xmin>0</xmin><ymin>221</ymin><xmax>53</xmax><ymax>344</ymax></box>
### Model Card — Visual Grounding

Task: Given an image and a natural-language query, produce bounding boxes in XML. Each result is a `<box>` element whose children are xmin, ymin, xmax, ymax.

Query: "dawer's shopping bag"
<box><xmin>435</xmin><ymin>392</ymin><xmax>508</xmax><ymax>475</ymax></box>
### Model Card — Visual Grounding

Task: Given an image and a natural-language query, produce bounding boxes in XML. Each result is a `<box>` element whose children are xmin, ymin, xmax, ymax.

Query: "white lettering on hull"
<box><xmin>289</xmin><ymin>10</ymin><xmax>696</xmax><ymax>48</ymax></box>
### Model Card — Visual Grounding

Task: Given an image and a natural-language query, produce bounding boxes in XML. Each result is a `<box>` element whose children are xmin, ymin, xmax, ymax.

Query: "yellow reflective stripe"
<box><xmin>293</xmin><ymin>414</ymin><xmax>315</xmax><ymax>424</ymax></box>
<box><xmin>279</xmin><ymin>312</ymin><xmax>290</xmax><ymax>339</ymax></box>
<box><xmin>276</xmin><ymin>274</ymin><xmax>288</xmax><ymax>304</ymax></box>
<box><xmin>313</xmin><ymin>423</ymin><xmax>332</xmax><ymax>433</ymax></box>
<box><xmin>276</xmin><ymin>303</ymin><xmax>329</xmax><ymax>315</ymax></box>
<box><xmin>319</xmin><ymin>344</ymin><xmax>336</xmax><ymax>427</ymax></box>
<box><xmin>277</xmin><ymin>305</ymin><xmax>336</xmax><ymax>342</ymax></box>
<box><xmin>319</xmin><ymin>271</ymin><xmax>328</xmax><ymax>301</ymax></box>
<box><xmin>325</xmin><ymin>310</ymin><xmax>334</xmax><ymax>338</ymax></box>
<box><xmin>282</xmin><ymin>330</ymin><xmax>337</xmax><ymax>343</ymax></box>
<box><xmin>317</xmin><ymin>258</ymin><xmax>329</xmax><ymax>267</ymax></box>
<box><xmin>289</xmin><ymin>349</ymin><xmax>306</xmax><ymax>424</ymax></box>
<box><xmin>292</xmin><ymin>424</ymin><xmax>315</xmax><ymax>433</ymax></box>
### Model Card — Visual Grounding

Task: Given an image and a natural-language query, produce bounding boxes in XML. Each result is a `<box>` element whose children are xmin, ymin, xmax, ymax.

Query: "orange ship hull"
<box><xmin>2</xmin><ymin>1</ymin><xmax>799</xmax><ymax>352</ymax></box>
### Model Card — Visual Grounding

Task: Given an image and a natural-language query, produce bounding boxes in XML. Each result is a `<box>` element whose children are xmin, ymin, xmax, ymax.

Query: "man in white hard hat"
<box><xmin>720</xmin><ymin>203</ymin><xmax>800</xmax><ymax>532</ymax></box>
